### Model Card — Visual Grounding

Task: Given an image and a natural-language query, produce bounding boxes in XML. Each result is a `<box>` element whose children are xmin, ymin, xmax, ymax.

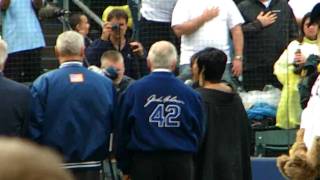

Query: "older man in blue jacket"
<box><xmin>29</xmin><ymin>31</ymin><xmax>115</xmax><ymax>165</ymax></box>
<box><xmin>116</xmin><ymin>41</ymin><xmax>204</xmax><ymax>180</ymax></box>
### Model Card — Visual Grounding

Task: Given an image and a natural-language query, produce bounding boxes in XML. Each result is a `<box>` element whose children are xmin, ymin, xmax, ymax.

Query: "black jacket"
<box><xmin>85</xmin><ymin>39</ymin><xmax>149</xmax><ymax>80</ymax></box>
<box><xmin>238</xmin><ymin>0</ymin><xmax>299</xmax><ymax>70</ymax></box>
<box><xmin>0</xmin><ymin>73</ymin><xmax>31</xmax><ymax>136</ymax></box>
<box><xmin>195</xmin><ymin>88</ymin><xmax>252</xmax><ymax>180</ymax></box>
<box><xmin>115</xmin><ymin>75</ymin><xmax>134</xmax><ymax>95</ymax></box>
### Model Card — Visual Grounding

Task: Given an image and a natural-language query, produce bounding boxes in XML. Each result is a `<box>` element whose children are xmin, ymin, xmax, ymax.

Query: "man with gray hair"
<box><xmin>0</xmin><ymin>39</ymin><xmax>32</xmax><ymax>136</ymax></box>
<box><xmin>116</xmin><ymin>41</ymin><xmax>204</xmax><ymax>180</ymax></box>
<box><xmin>29</xmin><ymin>31</ymin><xmax>115</xmax><ymax>176</ymax></box>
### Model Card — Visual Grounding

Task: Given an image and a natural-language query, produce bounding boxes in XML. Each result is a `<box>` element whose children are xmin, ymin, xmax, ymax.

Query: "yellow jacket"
<box><xmin>274</xmin><ymin>38</ymin><xmax>319</xmax><ymax>129</ymax></box>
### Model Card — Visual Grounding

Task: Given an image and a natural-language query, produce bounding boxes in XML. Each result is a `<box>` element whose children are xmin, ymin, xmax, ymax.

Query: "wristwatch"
<box><xmin>234</xmin><ymin>55</ymin><xmax>243</xmax><ymax>61</ymax></box>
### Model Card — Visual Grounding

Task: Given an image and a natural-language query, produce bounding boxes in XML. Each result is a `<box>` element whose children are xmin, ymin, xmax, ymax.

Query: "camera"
<box><xmin>104</xmin><ymin>66</ymin><xmax>119</xmax><ymax>80</ymax></box>
<box><xmin>38</xmin><ymin>2</ymin><xmax>71</xmax><ymax>19</ymax></box>
<box><xmin>88</xmin><ymin>66</ymin><xmax>119</xmax><ymax>80</ymax></box>
<box><xmin>293</xmin><ymin>48</ymin><xmax>303</xmax><ymax>74</ymax></box>
<box><xmin>111</xmin><ymin>24</ymin><xmax>120</xmax><ymax>31</ymax></box>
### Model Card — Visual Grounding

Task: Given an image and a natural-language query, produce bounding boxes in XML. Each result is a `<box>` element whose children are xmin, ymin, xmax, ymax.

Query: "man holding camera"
<box><xmin>99</xmin><ymin>50</ymin><xmax>134</xmax><ymax>96</ymax></box>
<box><xmin>86</xmin><ymin>9</ymin><xmax>149</xmax><ymax>80</ymax></box>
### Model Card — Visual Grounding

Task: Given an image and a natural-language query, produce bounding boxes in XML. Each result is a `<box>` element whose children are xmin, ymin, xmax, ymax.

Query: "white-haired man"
<box><xmin>0</xmin><ymin>39</ymin><xmax>31</xmax><ymax>136</ymax></box>
<box><xmin>116</xmin><ymin>41</ymin><xmax>204</xmax><ymax>180</ymax></box>
<box><xmin>29</xmin><ymin>31</ymin><xmax>115</xmax><ymax>177</ymax></box>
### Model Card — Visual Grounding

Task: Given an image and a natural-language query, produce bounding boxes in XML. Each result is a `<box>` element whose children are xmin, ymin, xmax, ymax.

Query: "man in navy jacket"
<box><xmin>0</xmin><ymin>39</ymin><xmax>31</xmax><ymax>137</ymax></box>
<box><xmin>29</xmin><ymin>31</ymin><xmax>115</xmax><ymax>164</ymax></box>
<box><xmin>85</xmin><ymin>9</ymin><xmax>148</xmax><ymax>80</ymax></box>
<box><xmin>116</xmin><ymin>41</ymin><xmax>204</xmax><ymax>180</ymax></box>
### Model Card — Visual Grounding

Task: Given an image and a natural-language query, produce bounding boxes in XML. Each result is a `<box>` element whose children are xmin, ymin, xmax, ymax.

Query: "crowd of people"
<box><xmin>1</xmin><ymin>0</ymin><xmax>320</xmax><ymax>179</ymax></box>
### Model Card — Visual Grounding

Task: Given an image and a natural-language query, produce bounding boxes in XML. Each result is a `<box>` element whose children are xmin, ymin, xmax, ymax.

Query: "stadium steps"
<box><xmin>40</xmin><ymin>19</ymin><xmax>63</xmax><ymax>71</ymax></box>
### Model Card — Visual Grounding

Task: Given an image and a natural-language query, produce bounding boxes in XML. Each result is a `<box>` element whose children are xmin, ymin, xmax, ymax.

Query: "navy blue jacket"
<box><xmin>116</xmin><ymin>71</ymin><xmax>204</xmax><ymax>173</ymax></box>
<box><xmin>29</xmin><ymin>62</ymin><xmax>115</xmax><ymax>162</ymax></box>
<box><xmin>85</xmin><ymin>39</ymin><xmax>149</xmax><ymax>79</ymax></box>
<box><xmin>0</xmin><ymin>73</ymin><xmax>31</xmax><ymax>136</ymax></box>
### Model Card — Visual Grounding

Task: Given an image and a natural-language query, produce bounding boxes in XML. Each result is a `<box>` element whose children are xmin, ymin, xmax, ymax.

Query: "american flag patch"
<box><xmin>69</xmin><ymin>73</ymin><xmax>84</xmax><ymax>83</ymax></box>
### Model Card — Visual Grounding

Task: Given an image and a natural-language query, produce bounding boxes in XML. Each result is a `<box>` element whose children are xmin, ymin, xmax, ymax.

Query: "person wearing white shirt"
<box><xmin>139</xmin><ymin>0</ymin><xmax>179</xmax><ymax>53</ymax></box>
<box><xmin>289</xmin><ymin>0</ymin><xmax>319</xmax><ymax>26</ymax></box>
<box><xmin>171</xmin><ymin>0</ymin><xmax>244</xmax><ymax>87</ymax></box>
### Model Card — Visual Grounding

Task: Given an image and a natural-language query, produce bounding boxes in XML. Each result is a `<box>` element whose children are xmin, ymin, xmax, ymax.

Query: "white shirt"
<box><xmin>140</xmin><ymin>0</ymin><xmax>177</xmax><ymax>22</ymax></box>
<box><xmin>289</xmin><ymin>0</ymin><xmax>319</xmax><ymax>20</ymax></box>
<box><xmin>261</xmin><ymin>0</ymin><xmax>272</xmax><ymax>8</ymax></box>
<box><xmin>152</xmin><ymin>68</ymin><xmax>172</xmax><ymax>72</ymax></box>
<box><xmin>171</xmin><ymin>0</ymin><xmax>244</xmax><ymax>65</ymax></box>
<box><xmin>59</xmin><ymin>61</ymin><xmax>83</xmax><ymax>68</ymax></box>
<box><xmin>301</xmin><ymin>75</ymin><xmax>320</xmax><ymax>149</ymax></box>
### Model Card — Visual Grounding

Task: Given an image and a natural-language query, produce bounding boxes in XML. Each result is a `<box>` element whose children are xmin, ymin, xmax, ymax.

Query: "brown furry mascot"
<box><xmin>277</xmin><ymin>129</ymin><xmax>320</xmax><ymax>180</ymax></box>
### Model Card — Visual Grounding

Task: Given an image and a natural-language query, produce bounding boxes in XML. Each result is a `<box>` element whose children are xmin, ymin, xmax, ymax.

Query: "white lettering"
<box><xmin>144</xmin><ymin>94</ymin><xmax>185</xmax><ymax>107</ymax></box>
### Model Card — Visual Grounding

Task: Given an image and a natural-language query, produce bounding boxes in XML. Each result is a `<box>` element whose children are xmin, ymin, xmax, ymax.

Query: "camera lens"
<box><xmin>104</xmin><ymin>67</ymin><xmax>119</xmax><ymax>80</ymax></box>
<box><xmin>111</xmin><ymin>24</ymin><xmax>120</xmax><ymax>31</ymax></box>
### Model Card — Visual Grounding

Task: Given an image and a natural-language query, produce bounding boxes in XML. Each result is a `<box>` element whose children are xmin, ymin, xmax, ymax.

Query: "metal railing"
<box><xmin>62</xmin><ymin>0</ymin><xmax>104</xmax><ymax>28</ymax></box>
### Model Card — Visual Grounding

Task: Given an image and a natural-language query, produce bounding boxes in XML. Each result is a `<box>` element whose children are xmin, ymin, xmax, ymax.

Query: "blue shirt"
<box><xmin>1</xmin><ymin>0</ymin><xmax>45</xmax><ymax>53</ymax></box>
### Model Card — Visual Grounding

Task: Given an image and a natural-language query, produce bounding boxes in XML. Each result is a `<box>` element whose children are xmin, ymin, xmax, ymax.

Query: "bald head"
<box><xmin>0</xmin><ymin>39</ymin><xmax>8</xmax><ymax>68</ymax></box>
<box><xmin>147</xmin><ymin>41</ymin><xmax>177</xmax><ymax>70</ymax></box>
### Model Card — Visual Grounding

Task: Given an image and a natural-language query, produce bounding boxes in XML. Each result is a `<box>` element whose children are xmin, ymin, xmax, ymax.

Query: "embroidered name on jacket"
<box><xmin>144</xmin><ymin>94</ymin><xmax>185</xmax><ymax>107</ymax></box>
<box><xmin>144</xmin><ymin>94</ymin><xmax>184</xmax><ymax>128</ymax></box>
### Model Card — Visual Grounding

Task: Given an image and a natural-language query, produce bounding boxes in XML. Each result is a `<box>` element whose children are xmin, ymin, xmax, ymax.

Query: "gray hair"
<box><xmin>0</xmin><ymin>39</ymin><xmax>8</xmax><ymax>65</ymax></box>
<box><xmin>56</xmin><ymin>31</ymin><xmax>84</xmax><ymax>56</ymax></box>
<box><xmin>148</xmin><ymin>41</ymin><xmax>177</xmax><ymax>69</ymax></box>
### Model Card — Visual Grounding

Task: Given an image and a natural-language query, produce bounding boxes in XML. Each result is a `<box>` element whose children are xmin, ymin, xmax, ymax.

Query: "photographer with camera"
<box><xmin>86</xmin><ymin>9</ymin><xmax>149</xmax><ymax>80</ymax></box>
<box><xmin>96</xmin><ymin>50</ymin><xmax>134</xmax><ymax>96</ymax></box>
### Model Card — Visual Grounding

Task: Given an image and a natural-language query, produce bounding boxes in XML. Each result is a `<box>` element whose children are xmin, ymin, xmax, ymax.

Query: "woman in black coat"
<box><xmin>191</xmin><ymin>47</ymin><xmax>252</xmax><ymax>180</ymax></box>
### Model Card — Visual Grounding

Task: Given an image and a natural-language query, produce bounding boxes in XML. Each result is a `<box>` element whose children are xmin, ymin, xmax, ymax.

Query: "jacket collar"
<box><xmin>59</xmin><ymin>61</ymin><xmax>83</xmax><ymax>69</ymax></box>
<box><xmin>152</xmin><ymin>68</ymin><xmax>171</xmax><ymax>73</ymax></box>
